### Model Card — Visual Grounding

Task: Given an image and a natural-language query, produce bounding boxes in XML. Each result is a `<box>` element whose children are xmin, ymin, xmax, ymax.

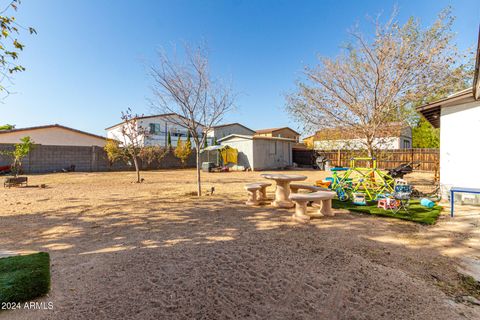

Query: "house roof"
<box><xmin>0</xmin><ymin>124</ymin><xmax>107</xmax><ymax>140</ymax></box>
<box><xmin>416</xmin><ymin>88</ymin><xmax>475</xmax><ymax>128</ymax></box>
<box><xmin>255</xmin><ymin>127</ymin><xmax>300</xmax><ymax>136</ymax></box>
<box><xmin>218</xmin><ymin>134</ymin><xmax>296</xmax><ymax>142</ymax></box>
<box><xmin>417</xmin><ymin>26</ymin><xmax>480</xmax><ymax>128</ymax></box>
<box><xmin>105</xmin><ymin>113</ymin><xmax>203</xmax><ymax>130</ymax></box>
<box><xmin>210</xmin><ymin>122</ymin><xmax>254</xmax><ymax>132</ymax></box>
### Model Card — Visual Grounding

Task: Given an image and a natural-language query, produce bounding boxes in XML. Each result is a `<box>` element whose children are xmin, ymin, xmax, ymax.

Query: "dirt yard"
<box><xmin>0</xmin><ymin>169</ymin><xmax>479</xmax><ymax>319</ymax></box>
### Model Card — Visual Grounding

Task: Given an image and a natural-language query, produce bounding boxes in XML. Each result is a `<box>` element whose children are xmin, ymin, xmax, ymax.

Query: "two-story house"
<box><xmin>105</xmin><ymin>113</ymin><xmax>204</xmax><ymax>148</ymax></box>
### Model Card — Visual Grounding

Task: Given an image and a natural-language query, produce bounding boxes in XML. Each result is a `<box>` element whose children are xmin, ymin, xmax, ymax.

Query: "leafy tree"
<box><xmin>8</xmin><ymin>136</ymin><xmax>34</xmax><ymax>177</ymax></box>
<box><xmin>286</xmin><ymin>8</ymin><xmax>471</xmax><ymax>156</ymax></box>
<box><xmin>185</xmin><ymin>130</ymin><xmax>192</xmax><ymax>150</ymax></box>
<box><xmin>0</xmin><ymin>123</ymin><xmax>14</xmax><ymax>130</ymax></box>
<box><xmin>104</xmin><ymin>136</ymin><xmax>166</xmax><ymax>172</ymax></box>
<box><xmin>167</xmin><ymin>131</ymin><xmax>172</xmax><ymax>149</ymax></box>
<box><xmin>139</xmin><ymin>145</ymin><xmax>167</xmax><ymax>166</ymax></box>
<box><xmin>174</xmin><ymin>135</ymin><xmax>191</xmax><ymax>166</ymax></box>
<box><xmin>203</xmin><ymin>137</ymin><xmax>208</xmax><ymax>149</ymax></box>
<box><xmin>104</xmin><ymin>139</ymin><xmax>123</xmax><ymax>165</ymax></box>
<box><xmin>0</xmin><ymin>0</ymin><xmax>37</xmax><ymax>96</ymax></box>
<box><xmin>116</xmin><ymin>108</ymin><xmax>166</xmax><ymax>183</ymax></box>
<box><xmin>412</xmin><ymin>117</ymin><xmax>440</xmax><ymax>148</ymax></box>
<box><xmin>213</xmin><ymin>137</ymin><xmax>218</xmax><ymax>146</ymax></box>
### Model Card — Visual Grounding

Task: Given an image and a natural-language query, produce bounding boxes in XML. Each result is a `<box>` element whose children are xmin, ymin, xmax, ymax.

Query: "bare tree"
<box><xmin>149</xmin><ymin>44</ymin><xmax>235</xmax><ymax>196</ymax></box>
<box><xmin>287</xmin><ymin>8</ymin><xmax>472</xmax><ymax>156</ymax></box>
<box><xmin>120</xmin><ymin>109</ymin><xmax>146</xmax><ymax>183</ymax></box>
<box><xmin>112</xmin><ymin>108</ymin><xmax>166</xmax><ymax>183</ymax></box>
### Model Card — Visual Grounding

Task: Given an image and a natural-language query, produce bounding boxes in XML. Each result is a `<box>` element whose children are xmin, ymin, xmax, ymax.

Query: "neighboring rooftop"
<box><xmin>210</xmin><ymin>122</ymin><xmax>254</xmax><ymax>132</ymax></box>
<box><xmin>0</xmin><ymin>124</ymin><xmax>107</xmax><ymax>140</ymax></box>
<box><xmin>313</xmin><ymin>123</ymin><xmax>410</xmax><ymax>141</ymax></box>
<box><xmin>255</xmin><ymin>127</ymin><xmax>300</xmax><ymax>136</ymax></box>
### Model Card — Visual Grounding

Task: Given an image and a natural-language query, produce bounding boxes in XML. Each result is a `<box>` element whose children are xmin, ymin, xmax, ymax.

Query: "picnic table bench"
<box><xmin>450</xmin><ymin>187</ymin><xmax>480</xmax><ymax>217</ymax></box>
<box><xmin>289</xmin><ymin>191</ymin><xmax>336</xmax><ymax>223</ymax></box>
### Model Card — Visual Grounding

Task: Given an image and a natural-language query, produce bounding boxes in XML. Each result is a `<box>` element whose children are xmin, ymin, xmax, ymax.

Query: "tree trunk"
<box><xmin>196</xmin><ymin>149</ymin><xmax>202</xmax><ymax>196</ymax></box>
<box><xmin>133</xmin><ymin>156</ymin><xmax>141</xmax><ymax>183</ymax></box>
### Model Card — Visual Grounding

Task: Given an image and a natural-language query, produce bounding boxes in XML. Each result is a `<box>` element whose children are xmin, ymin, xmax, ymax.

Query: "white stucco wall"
<box><xmin>440</xmin><ymin>100</ymin><xmax>480</xmax><ymax>197</ymax></box>
<box><xmin>0</xmin><ymin>127</ymin><xmax>106</xmax><ymax>146</ymax></box>
<box><xmin>252</xmin><ymin>139</ymin><xmax>292</xmax><ymax>170</ymax></box>
<box><xmin>314</xmin><ymin>137</ymin><xmax>402</xmax><ymax>150</ymax></box>
<box><xmin>220</xmin><ymin>137</ymin><xmax>293</xmax><ymax>170</ymax></box>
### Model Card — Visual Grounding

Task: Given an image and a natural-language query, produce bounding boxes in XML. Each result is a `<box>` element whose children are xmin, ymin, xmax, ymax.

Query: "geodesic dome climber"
<box><xmin>329</xmin><ymin>157</ymin><xmax>395</xmax><ymax>202</ymax></box>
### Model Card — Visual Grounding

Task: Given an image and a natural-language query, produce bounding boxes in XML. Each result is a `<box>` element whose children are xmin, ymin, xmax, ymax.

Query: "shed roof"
<box><xmin>218</xmin><ymin>134</ymin><xmax>296</xmax><ymax>142</ymax></box>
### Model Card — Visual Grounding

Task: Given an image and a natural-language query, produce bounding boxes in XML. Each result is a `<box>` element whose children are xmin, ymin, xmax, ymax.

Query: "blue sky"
<box><xmin>3</xmin><ymin>0</ymin><xmax>479</xmax><ymax>136</ymax></box>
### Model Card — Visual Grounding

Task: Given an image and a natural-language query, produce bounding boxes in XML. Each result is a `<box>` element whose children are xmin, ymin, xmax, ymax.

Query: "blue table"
<box><xmin>450</xmin><ymin>187</ymin><xmax>480</xmax><ymax>217</ymax></box>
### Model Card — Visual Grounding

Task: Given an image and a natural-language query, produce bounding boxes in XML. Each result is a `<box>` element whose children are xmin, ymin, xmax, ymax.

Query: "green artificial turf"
<box><xmin>332</xmin><ymin>199</ymin><xmax>442</xmax><ymax>225</ymax></box>
<box><xmin>0</xmin><ymin>252</ymin><xmax>50</xmax><ymax>304</ymax></box>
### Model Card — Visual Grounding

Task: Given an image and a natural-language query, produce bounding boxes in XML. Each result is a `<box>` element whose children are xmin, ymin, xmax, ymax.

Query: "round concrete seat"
<box><xmin>289</xmin><ymin>191</ymin><xmax>336</xmax><ymax>222</ymax></box>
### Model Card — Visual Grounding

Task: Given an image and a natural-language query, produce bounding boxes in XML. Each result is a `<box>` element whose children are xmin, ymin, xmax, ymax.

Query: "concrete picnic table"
<box><xmin>261</xmin><ymin>173</ymin><xmax>307</xmax><ymax>208</ymax></box>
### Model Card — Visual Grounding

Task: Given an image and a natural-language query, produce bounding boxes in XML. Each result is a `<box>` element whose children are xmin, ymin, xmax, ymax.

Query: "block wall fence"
<box><xmin>0</xmin><ymin>144</ymin><xmax>196</xmax><ymax>173</ymax></box>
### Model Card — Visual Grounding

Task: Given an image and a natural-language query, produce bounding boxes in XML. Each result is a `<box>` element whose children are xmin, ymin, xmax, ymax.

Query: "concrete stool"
<box><xmin>244</xmin><ymin>183</ymin><xmax>262</xmax><ymax>206</ymax></box>
<box><xmin>256</xmin><ymin>182</ymin><xmax>272</xmax><ymax>200</ymax></box>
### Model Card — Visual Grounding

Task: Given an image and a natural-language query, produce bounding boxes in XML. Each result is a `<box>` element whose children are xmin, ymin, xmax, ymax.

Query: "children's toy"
<box><xmin>392</xmin><ymin>184</ymin><xmax>412</xmax><ymax>213</ymax></box>
<box><xmin>336</xmin><ymin>187</ymin><xmax>349</xmax><ymax>201</ymax></box>
<box><xmin>378</xmin><ymin>198</ymin><xmax>399</xmax><ymax>210</ymax></box>
<box><xmin>315</xmin><ymin>180</ymin><xmax>332</xmax><ymax>189</ymax></box>
<box><xmin>324</xmin><ymin>177</ymin><xmax>335</xmax><ymax>187</ymax></box>
<box><xmin>352</xmin><ymin>193</ymin><xmax>367</xmax><ymax>205</ymax></box>
<box><xmin>386</xmin><ymin>161</ymin><xmax>420</xmax><ymax>179</ymax></box>
<box><xmin>331</xmin><ymin>157</ymin><xmax>395</xmax><ymax>202</ymax></box>
<box><xmin>420</xmin><ymin>198</ymin><xmax>435</xmax><ymax>208</ymax></box>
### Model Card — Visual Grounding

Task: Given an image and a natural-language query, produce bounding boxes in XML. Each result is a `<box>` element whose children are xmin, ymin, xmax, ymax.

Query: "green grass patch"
<box><xmin>0</xmin><ymin>252</ymin><xmax>50</xmax><ymax>304</ymax></box>
<box><xmin>460</xmin><ymin>274</ymin><xmax>480</xmax><ymax>299</ymax></box>
<box><xmin>332</xmin><ymin>199</ymin><xmax>442</xmax><ymax>224</ymax></box>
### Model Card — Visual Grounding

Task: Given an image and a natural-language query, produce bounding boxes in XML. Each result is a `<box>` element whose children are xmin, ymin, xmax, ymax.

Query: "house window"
<box><xmin>404</xmin><ymin>139</ymin><xmax>411</xmax><ymax>149</ymax></box>
<box><xmin>149</xmin><ymin>123</ymin><xmax>161</xmax><ymax>134</ymax></box>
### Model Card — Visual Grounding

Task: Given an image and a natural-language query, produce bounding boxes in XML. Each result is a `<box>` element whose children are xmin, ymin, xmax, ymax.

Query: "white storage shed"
<box><xmin>218</xmin><ymin>134</ymin><xmax>294</xmax><ymax>170</ymax></box>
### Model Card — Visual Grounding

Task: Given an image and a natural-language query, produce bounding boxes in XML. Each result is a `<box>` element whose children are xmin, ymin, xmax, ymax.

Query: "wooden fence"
<box><xmin>293</xmin><ymin>148</ymin><xmax>439</xmax><ymax>171</ymax></box>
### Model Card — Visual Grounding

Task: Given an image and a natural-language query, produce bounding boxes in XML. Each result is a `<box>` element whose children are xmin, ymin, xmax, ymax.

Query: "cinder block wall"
<box><xmin>0</xmin><ymin>144</ymin><xmax>196</xmax><ymax>173</ymax></box>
